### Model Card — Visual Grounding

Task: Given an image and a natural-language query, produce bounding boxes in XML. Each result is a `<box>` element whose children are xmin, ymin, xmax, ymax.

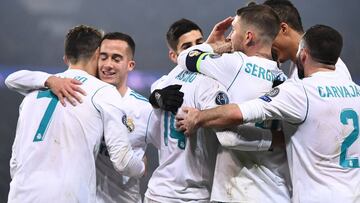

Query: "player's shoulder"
<box><xmin>126</xmin><ymin>88</ymin><xmax>149</xmax><ymax>104</ymax></box>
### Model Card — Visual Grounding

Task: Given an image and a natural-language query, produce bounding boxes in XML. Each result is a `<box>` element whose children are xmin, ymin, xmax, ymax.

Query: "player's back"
<box><xmin>290</xmin><ymin>71</ymin><xmax>360</xmax><ymax>202</ymax></box>
<box><xmin>209</xmin><ymin>53</ymin><xmax>290</xmax><ymax>202</ymax></box>
<box><xmin>8</xmin><ymin>69</ymin><xmax>119</xmax><ymax>203</ymax></box>
<box><xmin>146</xmin><ymin>66</ymin><xmax>227</xmax><ymax>202</ymax></box>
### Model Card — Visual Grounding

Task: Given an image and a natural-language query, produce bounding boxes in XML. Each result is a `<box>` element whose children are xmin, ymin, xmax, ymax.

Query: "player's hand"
<box><xmin>149</xmin><ymin>84</ymin><xmax>184</xmax><ymax>114</ymax></box>
<box><xmin>45</xmin><ymin>76</ymin><xmax>86</xmax><ymax>107</ymax></box>
<box><xmin>207</xmin><ymin>16</ymin><xmax>234</xmax><ymax>44</ymax></box>
<box><xmin>175</xmin><ymin>107</ymin><xmax>200</xmax><ymax>136</ymax></box>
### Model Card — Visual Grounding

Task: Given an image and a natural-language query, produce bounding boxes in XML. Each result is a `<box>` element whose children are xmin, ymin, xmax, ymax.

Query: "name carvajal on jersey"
<box><xmin>318</xmin><ymin>85</ymin><xmax>360</xmax><ymax>98</ymax></box>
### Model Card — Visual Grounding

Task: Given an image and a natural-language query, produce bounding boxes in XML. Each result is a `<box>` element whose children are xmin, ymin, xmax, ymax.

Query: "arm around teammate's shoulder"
<box><xmin>5</xmin><ymin>70</ymin><xmax>51</xmax><ymax>95</ymax></box>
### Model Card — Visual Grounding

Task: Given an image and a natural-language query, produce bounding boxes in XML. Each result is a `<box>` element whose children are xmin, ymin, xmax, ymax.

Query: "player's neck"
<box><xmin>305</xmin><ymin>60</ymin><xmax>335</xmax><ymax>77</ymax></box>
<box><xmin>117</xmin><ymin>81</ymin><xmax>128</xmax><ymax>97</ymax></box>
<box><xmin>251</xmin><ymin>46</ymin><xmax>272</xmax><ymax>60</ymax></box>
<box><xmin>69</xmin><ymin>62</ymin><xmax>97</xmax><ymax>76</ymax></box>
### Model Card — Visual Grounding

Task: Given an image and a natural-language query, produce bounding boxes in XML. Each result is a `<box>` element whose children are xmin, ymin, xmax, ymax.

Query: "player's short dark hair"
<box><xmin>303</xmin><ymin>24</ymin><xmax>342</xmax><ymax>65</ymax></box>
<box><xmin>102</xmin><ymin>32</ymin><xmax>136</xmax><ymax>59</ymax></box>
<box><xmin>166</xmin><ymin>18</ymin><xmax>203</xmax><ymax>51</ymax></box>
<box><xmin>236</xmin><ymin>4</ymin><xmax>280</xmax><ymax>44</ymax></box>
<box><xmin>65</xmin><ymin>25</ymin><xmax>103</xmax><ymax>64</ymax></box>
<box><xmin>263</xmin><ymin>0</ymin><xmax>304</xmax><ymax>33</ymax></box>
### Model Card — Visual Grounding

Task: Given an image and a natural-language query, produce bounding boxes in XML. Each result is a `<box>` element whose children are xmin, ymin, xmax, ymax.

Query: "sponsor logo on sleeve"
<box><xmin>265</xmin><ymin>87</ymin><xmax>280</xmax><ymax>97</ymax></box>
<box><xmin>215</xmin><ymin>91</ymin><xmax>229</xmax><ymax>105</ymax></box>
<box><xmin>259</xmin><ymin>95</ymin><xmax>272</xmax><ymax>102</ymax></box>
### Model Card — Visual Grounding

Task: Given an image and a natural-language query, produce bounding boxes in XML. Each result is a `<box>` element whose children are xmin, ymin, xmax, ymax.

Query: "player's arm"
<box><xmin>5</xmin><ymin>70</ymin><xmax>52</xmax><ymax>95</ymax></box>
<box><xmin>215</xmin><ymin>122</ymin><xmax>283</xmax><ymax>151</ymax></box>
<box><xmin>177</xmin><ymin>80</ymin><xmax>307</xmax><ymax>135</ymax></box>
<box><xmin>93</xmin><ymin>86</ymin><xmax>145</xmax><ymax>178</ymax></box>
<box><xmin>5</xmin><ymin>70</ymin><xmax>85</xmax><ymax>106</ymax></box>
<box><xmin>145</xmin><ymin>108</ymin><xmax>162</xmax><ymax>149</ymax></box>
<box><xmin>183</xmin><ymin>79</ymin><xmax>279</xmax><ymax>151</ymax></box>
<box><xmin>177</xmin><ymin>43</ymin><xmax>241</xmax><ymax>88</ymax></box>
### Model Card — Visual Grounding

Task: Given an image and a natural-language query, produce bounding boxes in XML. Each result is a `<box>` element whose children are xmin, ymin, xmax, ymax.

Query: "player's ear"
<box><xmin>300</xmin><ymin>48</ymin><xmax>308</xmax><ymax>63</ymax></box>
<box><xmin>244</xmin><ymin>31</ymin><xmax>255</xmax><ymax>47</ymax></box>
<box><xmin>63</xmin><ymin>55</ymin><xmax>69</xmax><ymax>66</ymax></box>
<box><xmin>279</xmin><ymin>22</ymin><xmax>290</xmax><ymax>35</ymax></box>
<box><xmin>128</xmin><ymin>60</ymin><xmax>135</xmax><ymax>72</ymax></box>
<box><xmin>169</xmin><ymin>49</ymin><xmax>178</xmax><ymax>64</ymax></box>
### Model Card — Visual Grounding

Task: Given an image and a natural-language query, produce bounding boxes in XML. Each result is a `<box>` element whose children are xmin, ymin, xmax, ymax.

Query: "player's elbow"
<box><xmin>111</xmin><ymin>148</ymin><xmax>144</xmax><ymax>178</ymax></box>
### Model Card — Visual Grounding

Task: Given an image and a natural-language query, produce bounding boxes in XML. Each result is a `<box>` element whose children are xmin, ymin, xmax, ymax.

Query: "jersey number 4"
<box><xmin>164</xmin><ymin>111</ymin><xmax>186</xmax><ymax>150</ymax></box>
<box><xmin>33</xmin><ymin>90</ymin><xmax>59</xmax><ymax>142</ymax></box>
<box><xmin>340</xmin><ymin>109</ymin><xmax>359</xmax><ymax>168</ymax></box>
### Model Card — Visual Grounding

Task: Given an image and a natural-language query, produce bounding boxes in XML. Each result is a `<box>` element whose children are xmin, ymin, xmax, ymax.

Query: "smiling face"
<box><xmin>98</xmin><ymin>39</ymin><xmax>135</xmax><ymax>87</ymax></box>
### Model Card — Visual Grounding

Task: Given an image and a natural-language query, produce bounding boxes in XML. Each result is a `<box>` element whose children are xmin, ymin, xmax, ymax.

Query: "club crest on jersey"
<box><xmin>215</xmin><ymin>91</ymin><xmax>229</xmax><ymax>105</ymax></box>
<box><xmin>122</xmin><ymin>115</ymin><xmax>135</xmax><ymax>133</ymax></box>
<box><xmin>265</xmin><ymin>87</ymin><xmax>280</xmax><ymax>97</ymax></box>
<box><xmin>189</xmin><ymin>50</ymin><xmax>201</xmax><ymax>57</ymax></box>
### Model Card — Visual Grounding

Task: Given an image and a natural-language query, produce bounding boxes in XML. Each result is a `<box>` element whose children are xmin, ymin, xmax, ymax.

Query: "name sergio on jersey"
<box><xmin>318</xmin><ymin>85</ymin><xmax>360</xmax><ymax>98</ymax></box>
<box><xmin>244</xmin><ymin>63</ymin><xmax>277</xmax><ymax>82</ymax></box>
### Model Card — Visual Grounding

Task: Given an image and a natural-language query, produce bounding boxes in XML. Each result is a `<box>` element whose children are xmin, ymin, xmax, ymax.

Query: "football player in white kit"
<box><xmin>177</xmin><ymin>4</ymin><xmax>290</xmax><ymax>203</ymax></box>
<box><xmin>5</xmin><ymin>32</ymin><xmax>162</xmax><ymax>203</ymax></box>
<box><xmin>263</xmin><ymin>0</ymin><xmax>352</xmax><ymax>80</ymax></box>
<box><xmin>5</xmin><ymin>25</ymin><xmax>145</xmax><ymax>203</ymax></box>
<box><xmin>144</xmin><ymin>19</ymin><xmax>228</xmax><ymax>203</ymax></box>
<box><xmin>177</xmin><ymin>25</ymin><xmax>360</xmax><ymax>203</ymax></box>
<box><xmin>94</xmin><ymin>32</ymin><xmax>160</xmax><ymax>203</ymax></box>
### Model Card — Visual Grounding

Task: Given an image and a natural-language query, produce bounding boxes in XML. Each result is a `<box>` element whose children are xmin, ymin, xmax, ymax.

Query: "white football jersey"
<box><xmin>96</xmin><ymin>88</ymin><xmax>160</xmax><ymax>203</ymax></box>
<box><xmin>240</xmin><ymin>71</ymin><xmax>360</xmax><ymax>203</ymax></box>
<box><xmin>178</xmin><ymin>43</ymin><xmax>291</xmax><ymax>202</ymax></box>
<box><xmin>6</xmin><ymin>69</ymin><xmax>144</xmax><ymax>203</ymax></box>
<box><xmin>145</xmin><ymin>66</ymin><xmax>229</xmax><ymax>203</ymax></box>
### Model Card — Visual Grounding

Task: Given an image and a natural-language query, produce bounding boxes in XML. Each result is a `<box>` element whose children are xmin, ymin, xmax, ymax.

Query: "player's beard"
<box><xmin>296</xmin><ymin>56</ymin><xmax>305</xmax><ymax>79</ymax></box>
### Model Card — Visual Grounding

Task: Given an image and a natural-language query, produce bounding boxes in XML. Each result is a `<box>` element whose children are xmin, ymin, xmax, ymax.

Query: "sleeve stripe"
<box><xmin>196</xmin><ymin>53</ymin><xmax>209</xmax><ymax>73</ymax></box>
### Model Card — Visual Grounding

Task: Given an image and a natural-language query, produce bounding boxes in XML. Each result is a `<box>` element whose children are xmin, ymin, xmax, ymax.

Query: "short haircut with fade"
<box><xmin>303</xmin><ymin>24</ymin><xmax>342</xmax><ymax>65</ymax></box>
<box><xmin>166</xmin><ymin>18</ymin><xmax>203</xmax><ymax>52</ymax></box>
<box><xmin>263</xmin><ymin>0</ymin><xmax>304</xmax><ymax>33</ymax></box>
<box><xmin>236</xmin><ymin>4</ymin><xmax>280</xmax><ymax>45</ymax></box>
<box><xmin>102</xmin><ymin>32</ymin><xmax>136</xmax><ymax>59</ymax></box>
<box><xmin>65</xmin><ymin>25</ymin><xmax>103</xmax><ymax>64</ymax></box>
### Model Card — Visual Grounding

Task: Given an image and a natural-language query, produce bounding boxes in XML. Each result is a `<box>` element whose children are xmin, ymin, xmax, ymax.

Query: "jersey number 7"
<box><xmin>33</xmin><ymin>90</ymin><xmax>59</xmax><ymax>142</ymax></box>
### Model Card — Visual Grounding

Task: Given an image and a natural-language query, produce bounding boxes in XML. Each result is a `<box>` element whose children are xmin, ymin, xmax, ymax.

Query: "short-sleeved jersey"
<box><xmin>96</xmin><ymin>88</ymin><xmax>159</xmax><ymax>203</ymax></box>
<box><xmin>240</xmin><ymin>71</ymin><xmax>360</xmax><ymax>202</ymax></box>
<box><xmin>178</xmin><ymin>43</ymin><xmax>290</xmax><ymax>202</ymax></box>
<box><xmin>145</xmin><ymin>66</ymin><xmax>229</xmax><ymax>203</ymax></box>
<box><xmin>7</xmin><ymin>69</ymin><xmax>144</xmax><ymax>203</ymax></box>
<box><xmin>288</xmin><ymin>57</ymin><xmax>352</xmax><ymax>80</ymax></box>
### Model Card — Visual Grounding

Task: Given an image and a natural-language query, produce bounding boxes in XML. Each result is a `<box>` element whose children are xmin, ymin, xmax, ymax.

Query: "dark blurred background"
<box><xmin>1</xmin><ymin>0</ymin><xmax>359</xmax><ymax>201</ymax></box>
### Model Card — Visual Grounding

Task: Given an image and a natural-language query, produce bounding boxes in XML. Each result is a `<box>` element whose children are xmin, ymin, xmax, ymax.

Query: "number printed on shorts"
<box><xmin>33</xmin><ymin>90</ymin><xmax>59</xmax><ymax>142</ymax></box>
<box><xmin>339</xmin><ymin>109</ymin><xmax>359</xmax><ymax>168</ymax></box>
<box><xmin>163</xmin><ymin>111</ymin><xmax>186</xmax><ymax>149</ymax></box>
